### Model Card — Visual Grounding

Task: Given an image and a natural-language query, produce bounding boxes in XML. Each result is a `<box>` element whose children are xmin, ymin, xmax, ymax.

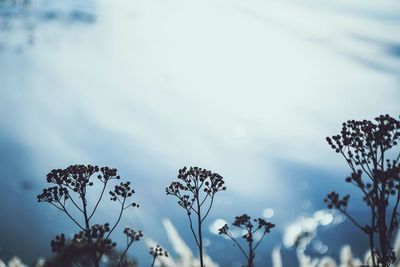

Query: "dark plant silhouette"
<box><xmin>325</xmin><ymin>114</ymin><xmax>400</xmax><ymax>267</ymax></box>
<box><xmin>37</xmin><ymin>164</ymin><xmax>141</xmax><ymax>267</ymax></box>
<box><xmin>118</xmin><ymin>227</ymin><xmax>143</xmax><ymax>267</ymax></box>
<box><xmin>166</xmin><ymin>166</ymin><xmax>226</xmax><ymax>267</ymax></box>
<box><xmin>218</xmin><ymin>214</ymin><xmax>275</xmax><ymax>267</ymax></box>
<box><xmin>149</xmin><ymin>244</ymin><xmax>168</xmax><ymax>267</ymax></box>
<box><xmin>44</xmin><ymin>233</ymin><xmax>138</xmax><ymax>267</ymax></box>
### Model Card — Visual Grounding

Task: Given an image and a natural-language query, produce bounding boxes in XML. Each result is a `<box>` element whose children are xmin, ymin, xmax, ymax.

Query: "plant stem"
<box><xmin>81</xmin><ymin>190</ymin><xmax>99</xmax><ymax>267</ymax></box>
<box><xmin>196</xmin><ymin>189</ymin><xmax>204</xmax><ymax>267</ymax></box>
<box><xmin>150</xmin><ymin>256</ymin><xmax>156</xmax><ymax>267</ymax></box>
<box><xmin>248</xmin><ymin>238</ymin><xmax>253</xmax><ymax>267</ymax></box>
<box><xmin>117</xmin><ymin>242</ymin><xmax>132</xmax><ymax>267</ymax></box>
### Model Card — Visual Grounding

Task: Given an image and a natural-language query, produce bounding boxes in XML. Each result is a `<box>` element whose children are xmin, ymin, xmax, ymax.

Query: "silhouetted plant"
<box><xmin>149</xmin><ymin>244</ymin><xmax>168</xmax><ymax>267</ymax></box>
<box><xmin>218</xmin><ymin>214</ymin><xmax>275</xmax><ymax>267</ymax></box>
<box><xmin>166</xmin><ymin>166</ymin><xmax>226</xmax><ymax>267</ymax></box>
<box><xmin>118</xmin><ymin>227</ymin><xmax>143</xmax><ymax>267</ymax></box>
<box><xmin>44</xmin><ymin>243</ymin><xmax>138</xmax><ymax>267</ymax></box>
<box><xmin>325</xmin><ymin>114</ymin><xmax>400</xmax><ymax>267</ymax></box>
<box><xmin>37</xmin><ymin>164</ymin><xmax>141</xmax><ymax>267</ymax></box>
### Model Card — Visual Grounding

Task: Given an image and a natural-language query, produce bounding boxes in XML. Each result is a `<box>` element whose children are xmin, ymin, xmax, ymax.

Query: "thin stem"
<box><xmin>253</xmin><ymin>231</ymin><xmax>267</xmax><ymax>251</ymax></box>
<box><xmin>370</xmin><ymin>205</ymin><xmax>377</xmax><ymax>267</ymax></box>
<box><xmin>48</xmin><ymin>202</ymin><xmax>64</xmax><ymax>212</ymax></box>
<box><xmin>359</xmin><ymin>162</ymin><xmax>375</xmax><ymax>183</ymax></box>
<box><xmin>199</xmin><ymin>192</ymin><xmax>210</xmax><ymax>207</ymax></box>
<box><xmin>387</xmin><ymin>189</ymin><xmax>400</xmax><ymax>245</ymax></box>
<box><xmin>189</xmin><ymin>201</ymin><xmax>199</xmax><ymax>215</ymax></box>
<box><xmin>248</xmin><ymin>235</ymin><xmax>253</xmax><ymax>267</ymax></box>
<box><xmin>188</xmin><ymin>213</ymin><xmax>200</xmax><ymax>247</ymax></box>
<box><xmin>196</xmin><ymin>189</ymin><xmax>204</xmax><ymax>267</ymax></box>
<box><xmin>117</xmin><ymin>240</ymin><xmax>134</xmax><ymax>267</ymax></box>
<box><xmin>80</xmin><ymin>186</ymin><xmax>99</xmax><ymax>267</ymax></box>
<box><xmin>340</xmin><ymin>209</ymin><xmax>366</xmax><ymax>233</ymax></box>
<box><xmin>106</xmin><ymin>197</ymin><xmax>126</xmax><ymax>240</ymax></box>
<box><xmin>394</xmin><ymin>152</ymin><xmax>400</xmax><ymax>165</ymax></box>
<box><xmin>150</xmin><ymin>256</ymin><xmax>157</xmax><ymax>267</ymax></box>
<box><xmin>225</xmin><ymin>233</ymin><xmax>249</xmax><ymax>262</ymax></box>
<box><xmin>369</xmin><ymin>232</ymin><xmax>377</xmax><ymax>267</ymax></box>
<box><xmin>358</xmin><ymin>186</ymin><xmax>378</xmax><ymax>219</ymax></box>
<box><xmin>89</xmin><ymin>181</ymin><xmax>108</xmax><ymax>220</ymax></box>
<box><xmin>57</xmin><ymin>200</ymin><xmax>85</xmax><ymax>230</ymax></box>
<box><xmin>201</xmin><ymin>194</ymin><xmax>214</xmax><ymax>223</ymax></box>
<box><xmin>63</xmin><ymin>187</ymin><xmax>84</xmax><ymax>214</ymax></box>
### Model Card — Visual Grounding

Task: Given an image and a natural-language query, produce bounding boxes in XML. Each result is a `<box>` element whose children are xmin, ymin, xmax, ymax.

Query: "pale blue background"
<box><xmin>0</xmin><ymin>0</ymin><xmax>399</xmax><ymax>265</ymax></box>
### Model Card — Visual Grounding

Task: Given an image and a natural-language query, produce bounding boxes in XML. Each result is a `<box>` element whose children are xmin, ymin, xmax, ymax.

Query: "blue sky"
<box><xmin>0</xmin><ymin>0</ymin><xmax>399</xmax><ymax>265</ymax></box>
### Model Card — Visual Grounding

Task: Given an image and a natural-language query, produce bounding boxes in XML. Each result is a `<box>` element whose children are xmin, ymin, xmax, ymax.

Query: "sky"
<box><xmin>0</xmin><ymin>0</ymin><xmax>399</xmax><ymax>266</ymax></box>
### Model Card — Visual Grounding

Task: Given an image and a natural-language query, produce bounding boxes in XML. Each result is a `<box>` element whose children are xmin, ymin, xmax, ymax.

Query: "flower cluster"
<box><xmin>326</xmin><ymin>115</ymin><xmax>400</xmax><ymax>156</ymax></box>
<box><xmin>166</xmin><ymin>166</ymin><xmax>226</xmax><ymax>267</ymax></box>
<box><xmin>325</xmin><ymin>115</ymin><xmax>400</xmax><ymax>194</ymax></box>
<box><xmin>149</xmin><ymin>244</ymin><xmax>168</xmax><ymax>267</ymax></box>
<box><xmin>98</xmin><ymin>166</ymin><xmax>120</xmax><ymax>182</ymax></box>
<box><xmin>50</xmin><ymin>234</ymin><xmax>66</xmax><ymax>253</ymax></box>
<box><xmin>37</xmin><ymin>165</ymin><xmax>124</xmax><ymax>205</ymax></box>
<box><xmin>325</xmin><ymin>115</ymin><xmax>400</xmax><ymax>267</ymax></box>
<box><xmin>256</xmin><ymin>218</ymin><xmax>275</xmax><ymax>232</ymax></box>
<box><xmin>218</xmin><ymin>214</ymin><xmax>275</xmax><ymax>267</ymax></box>
<box><xmin>166</xmin><ymin>167</ymin><xmax>226</xmax><ymax>214</ymax></box>
<box><xmin>44</xmin><ymin>165</ymin><xmax>98</xmax><ymax>193</ymax></box>
<box><xmin>72</xmin><ymin>224</ymin><xmax>116</xmax><ymax>252</ymax></box>
<box><xmin>123</xmin><ymin>227</ymin><xmax>143</xmax><ymax>242</ymax></box>
<box><xmin>150</xmin><ymin>244</ymin><xmax>168</xmax><ymax>258</ymax></box>
<box><xmin>166</xmin><ymin>167</ymin><xmax>226</xmax><ymax>194</ymax></box>
<box><xmin>324</xmin><ymin>191</ymin><xmax>350</xmax><ymax>210</ymax></box>
<box><xmin>218</xmin><ymin>224</ymin><xmax>229</xmax><ymax>235</ymax></box>
<box><xmin>38</xmin><ymin>164</ymin><xmax>140</xmax><ymax>266</ymax></box>
<box><xmin>220</xmin><ymin>214</ymin><xmax>275</xmax><ymax>243</ymax></box>
<box><xmin>113</xmin><ymin>227</ymin><xmax>144</xmax><ymax>266</ymax></box>
<box><xmin>50</xmin><ymin>224</ymin><xmax>116</xmax><ymax>258</ymax></box>
<box><xmin>110</xmin><ymin>181</ymin><xmax>137</xmax><ymax>204</ymax></box>
<box><xmin>37</xmin><ymin>186</ymin><xmax>68</xmax><ymax>203</ymax></box>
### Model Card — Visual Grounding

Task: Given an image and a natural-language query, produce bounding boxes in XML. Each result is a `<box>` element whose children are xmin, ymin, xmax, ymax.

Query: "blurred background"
<box><xmin>0</xmin><ymin>0</ymin><xmax>399</xmax><ymax>266</ymax></box>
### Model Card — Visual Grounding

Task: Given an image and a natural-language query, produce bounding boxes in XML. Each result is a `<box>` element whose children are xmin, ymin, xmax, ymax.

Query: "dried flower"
<box><xmin>37</xmin><ymin>164</ymin><xmax>141</xmax><ymax>267</ymax></box>
<box><xmin>166</xmin><ymin>167</ymin><xmax>226</xmax><ymax>267</ymax></box>
<box><xmin>150</xmin><ymin>244</ymin><xmax>169</xmax><ymax>267</ymax></box>
<box><xmin>325</xmin><ymin>115</ymin><xmax>400</xmax><ymax>267</ymax></box>
<box><xmin>219</xmin><ymin>214</ymin><xmax>275</xmax><ymax>267</ymax></box>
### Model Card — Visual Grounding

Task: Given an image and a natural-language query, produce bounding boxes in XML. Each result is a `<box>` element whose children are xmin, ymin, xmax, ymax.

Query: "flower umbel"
<box><xmin>325</xmin><ymin>115</ymin><xmax>400</xmax><ymax>267</ymax></box>
<box><xmin>218</xmin><ymin>214</ymin><xmax>275</xmax><ymax>267</ymax></box>
<box><xmin>37</xmin><ymin>164</ymin><xmax>141</xmax><ymax>267</ymax></box>
<box><xmin>166</xmin><ymin>166</ymin><xmax>226</xmax><ymax>267</ymax></box>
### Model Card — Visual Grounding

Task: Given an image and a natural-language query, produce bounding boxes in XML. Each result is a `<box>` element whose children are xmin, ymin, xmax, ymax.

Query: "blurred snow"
<box><xmin>144</xmin><ymin>218</ymin><xmax>220</xmax><ymax>267</ymax></box>
<box><xmin>283</xmin><ymin>209</ymin><xmax>344</xmax><ymax>250</ymax></box>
